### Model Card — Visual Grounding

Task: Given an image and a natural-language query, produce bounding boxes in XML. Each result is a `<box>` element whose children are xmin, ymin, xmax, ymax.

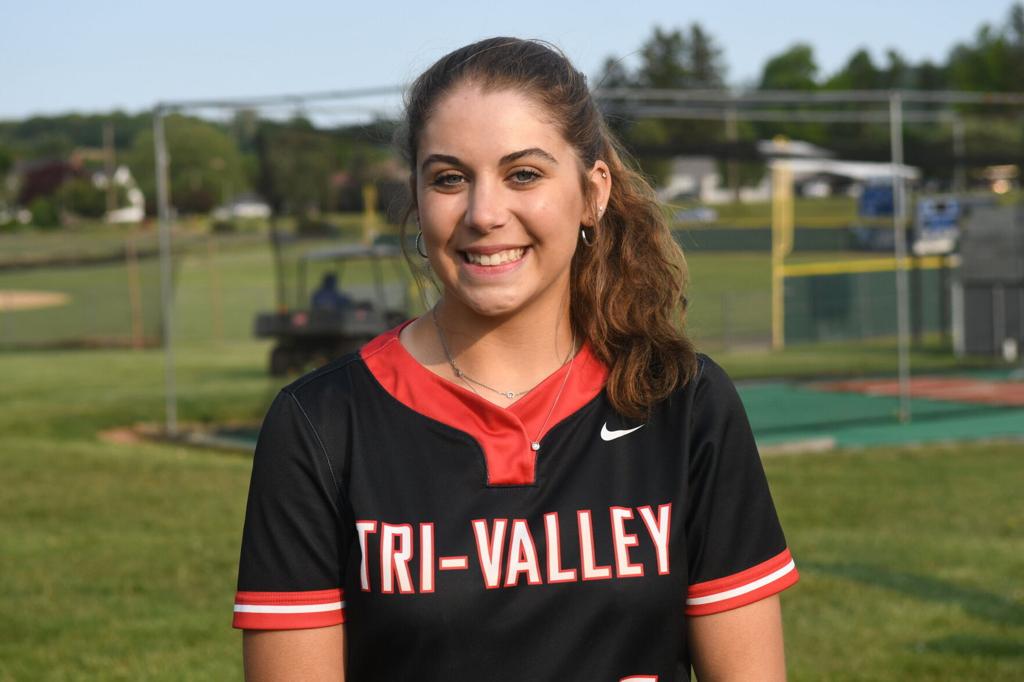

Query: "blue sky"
<box><xmin>3</xmin><ymin>0</ymin><xmax>1018</xmax><ymax>120</ymax></box>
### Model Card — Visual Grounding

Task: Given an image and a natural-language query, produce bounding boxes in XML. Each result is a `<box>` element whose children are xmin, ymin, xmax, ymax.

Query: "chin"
<box><xmin>453</xmin><ymin>290</ymin><xmax>527</xmax><ymax>319</ymax></box>
<box><xmin>466</xmin><ymin>298</ymin><xmax>523</xmax><ymax>319</ymax></box>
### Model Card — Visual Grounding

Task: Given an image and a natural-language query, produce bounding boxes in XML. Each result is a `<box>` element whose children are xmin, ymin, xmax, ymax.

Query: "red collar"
<box><xmin>360</xmin><ymin>321</ymin><xmax>608</xmax><ymax>486</ymax></box>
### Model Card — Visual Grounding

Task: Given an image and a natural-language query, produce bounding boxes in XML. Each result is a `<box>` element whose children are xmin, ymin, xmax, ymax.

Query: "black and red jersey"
<box><xmin>234</xmin><ymin>323</ymin><xmax>798</xmax><ymax>681</ymax></box>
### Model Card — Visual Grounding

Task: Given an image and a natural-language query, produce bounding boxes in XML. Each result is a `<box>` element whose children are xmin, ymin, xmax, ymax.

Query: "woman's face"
<box><xmin>416</xmin><ymin>82</ymin><xmax>608</xmax><ymax>322</ymax></box>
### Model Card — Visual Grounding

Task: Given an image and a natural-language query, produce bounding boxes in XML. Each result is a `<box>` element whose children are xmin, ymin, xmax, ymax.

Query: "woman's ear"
<box><xmin>583</xmin><ymin>160</ymin><xmax>612</xmax><ymax>226</ymax></box>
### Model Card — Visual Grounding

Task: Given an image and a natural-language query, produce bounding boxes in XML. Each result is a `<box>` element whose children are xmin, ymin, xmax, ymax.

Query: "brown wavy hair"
<box><xmin>398</xmin><ymin>37</ymin><xmax>697</xmax><ymax>419</ymax></box>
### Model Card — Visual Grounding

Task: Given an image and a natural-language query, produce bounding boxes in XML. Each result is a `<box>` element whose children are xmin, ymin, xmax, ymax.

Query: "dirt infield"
<box><xmin>814</xmin><ymin>376</ymin><xmax>1024</xmax><ymax>407</ymax></box>
<box><xmin>0</xmin><ymin>290</ymin><xmax>71</xmax><ymax>311</ymax></box>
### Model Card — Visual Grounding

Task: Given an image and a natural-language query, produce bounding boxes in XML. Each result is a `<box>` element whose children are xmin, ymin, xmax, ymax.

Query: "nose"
<box><xmin>463</xmin><ymin>177</ymin><xmax>508</xmax><ymax>233</ymax></box>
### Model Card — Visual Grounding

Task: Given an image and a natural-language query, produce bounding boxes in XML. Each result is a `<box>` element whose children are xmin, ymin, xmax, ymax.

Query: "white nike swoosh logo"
<box><xmin>600</xmin><ymin>423</ymin><xmax>644</xmax><ymax>441</ymax></box>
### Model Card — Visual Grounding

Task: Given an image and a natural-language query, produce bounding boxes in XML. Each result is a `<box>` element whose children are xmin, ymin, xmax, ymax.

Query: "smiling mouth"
<box><xmin>461</xmin><ymin>247</ymin><xmax>527</xmax><ymax>266</ymax></box>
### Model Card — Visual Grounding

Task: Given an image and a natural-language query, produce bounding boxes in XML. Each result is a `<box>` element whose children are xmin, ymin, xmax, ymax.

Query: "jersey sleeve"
<box><xmin>233</xmin><ymin>389</ymin><xmax>350</xmax><ymax>630</ymax></box>
<box><xmin>683</xmin><ymin>357</ymin><xmax>799</xmax><ymax>616</ymax></box>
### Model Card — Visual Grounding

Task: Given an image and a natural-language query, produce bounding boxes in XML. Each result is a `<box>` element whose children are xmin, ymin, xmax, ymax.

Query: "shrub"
<box><xmin>29</xmin><ymin>196</ymin><xmax>61</xmax><ymax>228</ymax></box>
<box><xmin>59</xmin><ymin>178</ymin><xmax>107</xmax><ymax>218</ymax></box>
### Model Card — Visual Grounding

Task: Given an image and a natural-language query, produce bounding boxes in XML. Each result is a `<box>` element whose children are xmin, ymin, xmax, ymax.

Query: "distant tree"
<box><xmin>0</xmin><ymin>145</ymin><xmax>12</xmax><ymax>207</ymax></box>
<box><xmin>0</xmin><ymin>145</ymin><xmax>12</xmax><ymax>176</ymax></box>
<box><xmin>231</xmin><ymin>109</ymin><xmax>261</xmax><ymax>153</ymax></box>
<box><xmin>28</xmin><ymin>196</ymin><xmax>60</xmax><ymax>228</ymax></box>
<box><xmin>947</xmin><ymin>4</ymin><xmax>1024</xmax><ymax>92</ymax></box>
<box><xmin>688</xmin><ymin>24</ymin><xmax>726</xmax><ymax>88</ymax></box>
<box><xmin>632</xmin><ymin>24</ymin><xmax>727</xmax><ymax>89</ymax></box>
<box><xmin>0</xmin><ymin>112</ymin><xmax>150</xmax><ymax>156</ymax></box>
<box><xmin>759</xmin><ymin>44</ymin><xmax>819</xmax><ymax>90</ymax></box>
<box><xmin>594</xmin><ymin>23</ymin><xmax>729</xmax><ymax>176</ymax></box>
<box><xmin>754</xmin><ymin>45</ymin><xmax>827</xmax><ymax>150</ymax></box>
<box><xmin>881</xmin><ymin>49</ymin><xmax>913</xmax><ymax>89</ymax></box>
<box><xmin>824</xmin><ymin>49</ymin><xmax>883</xmax><ymax>90</ymax></box>
<box><xmin>1013</xmin><ymin>1</ymin><xmax>1024</xmax><ymax>38</ymax></box>
<box><xmin>59</xmin><ymin>177</ymin><xmax>106</xmax><ymax>218</ymax></box>
<box><xmin>24</xmin><ymin>132</ymin><xmax>75</xmax><ymax>160</ymax></box>
<box><xmin>913</xmin><ymin>60</ymin><xmax>949</xmax><ymax>90</ymax></box>
<box><xmin>595</xmin><ymin>56</ymin><xmax>633</xmax><ymax>88</ymax></box>
<box><xmin>255</xmin><ymin>120</ymin><xmax>336</xmax><ymax>222</ymax></box>
<box><xmin>128</xmin><ymin>115</ymin><xmax>246</xmax><ymax>215</ymax></box>
<box><xmin>636</xmin><ymin>27</ymin><xmax>692</xmax><ymax>89</ymax></box>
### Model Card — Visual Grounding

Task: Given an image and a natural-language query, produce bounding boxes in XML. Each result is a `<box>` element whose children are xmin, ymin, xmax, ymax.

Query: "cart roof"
<box><xmin>301</xmin><ymin>242</ymin><xmax>403</xmax><ymax>262</ymax></box>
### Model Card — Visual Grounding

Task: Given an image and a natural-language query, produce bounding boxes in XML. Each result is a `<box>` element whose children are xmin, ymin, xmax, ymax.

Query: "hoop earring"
<box><xmin>579</xmin><ymin>226</ymin><xmax>595</xmax><ymax>247</ymax></box>
<box><xmin>415</xmin><ymin>231</ymin><xmax>428</xmax><ymax>258</ymax></box>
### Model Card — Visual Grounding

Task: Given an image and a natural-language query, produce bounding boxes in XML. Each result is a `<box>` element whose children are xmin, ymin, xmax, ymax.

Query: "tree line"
<box><xmin>597</xmin><ymin>3</ymin><xmax>1024</xmax><ymax>183</ymax></box>
<box><xmin>2</xmin><ymin>3</ymin><xmax>1023</xmax><ymax>225</ymax></box>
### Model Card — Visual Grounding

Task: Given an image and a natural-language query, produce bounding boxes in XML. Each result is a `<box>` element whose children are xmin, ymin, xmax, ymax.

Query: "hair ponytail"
<box><xmin>571</xmin><ymin>131</ymin><xmax>696</xmax><ymax>419</ymax></box>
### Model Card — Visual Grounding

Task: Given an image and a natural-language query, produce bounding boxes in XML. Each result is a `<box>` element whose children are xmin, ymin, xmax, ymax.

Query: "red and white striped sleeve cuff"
<box><xmin>232</xmin><ymin>588</ymin><xmax>346</xmax><ymax>630</ymax></box>
<box><xmin>685</xmin><ymin>548</ymin><xmax>799</xmax><ymax>616</ymax></box>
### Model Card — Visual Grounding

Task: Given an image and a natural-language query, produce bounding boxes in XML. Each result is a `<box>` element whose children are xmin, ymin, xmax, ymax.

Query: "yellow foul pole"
<box><xmin>771</xmin><ymin>136</ymin><xmax>795</xmax><ymax>350</ymax></box>
<box><xmin>362</xmin><ymin>183</ymin><xmax>379</xmax><ymax>245</ymax></box>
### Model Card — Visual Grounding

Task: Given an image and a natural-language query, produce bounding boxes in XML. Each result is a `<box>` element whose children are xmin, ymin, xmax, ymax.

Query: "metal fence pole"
<box><xmin>154</xmin><ymin>108</ymin><xmax>178</xmax><ymax>436</ymax></box>
<box><xmin>952</xmin><ymin>115</ymin><xmax>967</xmax><ymax>193</ymax></box>
<box><xmin>890</xmin><ymin>92</ymin><xmax>912</xmax><ymax>422</ymax></box>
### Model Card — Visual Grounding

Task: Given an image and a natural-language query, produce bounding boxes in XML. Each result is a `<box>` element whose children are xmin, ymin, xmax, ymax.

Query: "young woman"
<box><xmin>235</xmin><ymin>38</ymin><xmax>798</xmax><ymax>681</ymax></box>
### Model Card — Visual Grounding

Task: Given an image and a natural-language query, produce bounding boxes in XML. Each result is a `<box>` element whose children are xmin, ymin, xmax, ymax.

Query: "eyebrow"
<box><xmin>500</xmin><ymin>147</ymin><xmax>559</xmax><ymax>166</ymax></box>
<box><xmin>420</xmin><ymin>147</ymin><xmax>559</xmax><ymax>172</ymax></box>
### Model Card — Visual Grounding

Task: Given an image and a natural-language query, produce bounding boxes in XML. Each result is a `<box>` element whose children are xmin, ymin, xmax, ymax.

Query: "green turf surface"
<box><xmin>740</xmin><ymin>377</ymin><xmax>1024</xmax><ymax>448</ymax></box>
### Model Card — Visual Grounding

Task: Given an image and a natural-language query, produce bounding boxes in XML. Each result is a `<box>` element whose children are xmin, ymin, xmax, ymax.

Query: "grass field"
<box><xmin>2</xmin><ymin>342</ymin><xmax>1021</xmax><ymax>681</ymax></box>
<box><xmin>672</xmin><ymin>195</ymin><xmax>867</xmax><ymax>229</ymax></box>
<box><xmin>1</xmin><ymin>224</ymin><xmax>1022</xmax><ymax>680</ymax></box>
<box><xmin>0</xmin><ymin>223</ymin><xmax>998</xmax><ymax>368</ymax></box>
<box><xmin>670</xmin><ymin>189</ymin><xmax>1024</xmax><ymax>229</ymax></box>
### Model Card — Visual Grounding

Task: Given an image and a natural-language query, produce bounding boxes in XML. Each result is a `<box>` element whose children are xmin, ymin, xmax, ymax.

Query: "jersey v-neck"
<box><xmin>360</xmin><ymin>321</ymin><xmax>608</xmax><ymax>486</ymax></box>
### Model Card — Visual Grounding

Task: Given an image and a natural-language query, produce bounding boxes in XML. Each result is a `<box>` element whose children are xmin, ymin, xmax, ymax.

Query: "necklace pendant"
<box><xmin>531</xmin><ymin>442</ymin><xmax>540</xmax><ymax>451</ymax></box>
<box><xmin>505</xmin><ymin>391</ymin><xmax>515</xmax><ymax>399</ymax></box>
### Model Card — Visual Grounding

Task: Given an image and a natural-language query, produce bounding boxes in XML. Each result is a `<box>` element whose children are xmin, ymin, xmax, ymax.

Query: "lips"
<box><xmin>461</xmin><ymin>247</ymin><xmax>527</xmax><ymax>266</ymax></box>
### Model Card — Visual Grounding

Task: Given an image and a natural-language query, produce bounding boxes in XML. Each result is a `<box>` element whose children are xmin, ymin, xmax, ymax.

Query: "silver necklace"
<box><xmin>431</xmin><ymin>307</ymin><xmax>574</xmax><ymax>399</ymax></box>
<box><xmin>430</xmin><ymin>307</ymin><xmax>577</xmax><ymax>452</ymax></box>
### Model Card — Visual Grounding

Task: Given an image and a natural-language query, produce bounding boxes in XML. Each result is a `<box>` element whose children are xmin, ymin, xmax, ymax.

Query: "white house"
<box><xmin>92</xmin><ymin>165</ymin><xmax>146</xmax><ymax>224</ymax></box>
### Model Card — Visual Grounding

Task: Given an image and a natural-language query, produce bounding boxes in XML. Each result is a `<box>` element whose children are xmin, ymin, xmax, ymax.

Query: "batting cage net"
<box><xmin>128</xmin><ymin>85</ymin><xmax>1024</xmax><ymax>446</ymax></box>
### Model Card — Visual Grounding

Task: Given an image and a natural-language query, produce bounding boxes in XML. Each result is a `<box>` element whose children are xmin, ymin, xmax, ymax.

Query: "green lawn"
<box><xmin>1</xmin><ymin>225</ymin><xmax>1022</xmax><ymax>680</ymax></box>
<box><xmin>673</xmin><ymin>195</ymin><xmax>863</xmax><ymax>228</ymax></box>
<box><xmin>1</xmin><ymin>341</ymin><xmax>1021</xmax><ymax>681</ymax></box>
<box><xmin>672</xmin><ymin>190</ymin><xmax>1022</xmax><ymax>229</ymax></box>
<box><xmin>2</xmin><ymin>223</ymin><xmax>1001</xmax><ymax>379</ymax></box>
<box><xmin>770</xmin><ymin>443</ymin><xmax>1024</xmax><ymax>681</ymax></box>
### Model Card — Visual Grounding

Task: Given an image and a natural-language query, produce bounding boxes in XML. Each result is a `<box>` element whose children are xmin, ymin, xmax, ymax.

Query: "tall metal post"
<box><xmin>952</xmin><ymin>115</ymin><xmax>967</xmax><ymax>193</ymax></box>
<box><xmin>725</xmin><ymin>106</ymin><xmax>740</xmax><ymax>203</ymax></box>
<box><xmin>154</xmin><ymin>107</ymin><xmax>178</xmax><ymax>436</ymax></box>
<box><xmin>889</xmin><ymin>92</ymin><xmax>912</xmax><ymax>422</ymax></box>
<box><xmin>103</xmin><ymin>121</ymin><xmax>116</xmax><ymax>215</ymax></box>
<box><xmin>771</xmin><ymin>137</ymin><xmax>795</xmax><ymax>350</ymax></box>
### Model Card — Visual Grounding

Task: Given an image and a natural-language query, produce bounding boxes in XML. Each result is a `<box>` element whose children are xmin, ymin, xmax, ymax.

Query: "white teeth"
<box><xmin>465</xmin><ymin>248</ymin><xmax>525</xmax><ymax>266</ymax></box>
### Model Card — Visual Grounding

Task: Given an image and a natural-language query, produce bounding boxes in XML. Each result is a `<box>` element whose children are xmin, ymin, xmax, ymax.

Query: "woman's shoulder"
<box><xmin>673</xmin><ymin>352</ymin><xmax>736</xmax><ymax>399</ymax></box>
<box><xmin>661</xmin><ymin>352</ymin><xmax>749</xmax><ymax>425</ymax></box>
<box><xmin>277</xmin><ymin>351</ymin><xmax>373</xmax><ymax>420</ymax></box>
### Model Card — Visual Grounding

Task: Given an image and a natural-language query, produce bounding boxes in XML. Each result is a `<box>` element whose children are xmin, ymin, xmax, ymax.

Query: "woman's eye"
<box><xmin>509</xmin><ymin>169</ymin><xmax>541</xmax><ymax>185</ymax></box>
<box><xmin>432</xmin><ymin>173</ymin><xmax>464</xmax><ymax>187</ymax></box>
